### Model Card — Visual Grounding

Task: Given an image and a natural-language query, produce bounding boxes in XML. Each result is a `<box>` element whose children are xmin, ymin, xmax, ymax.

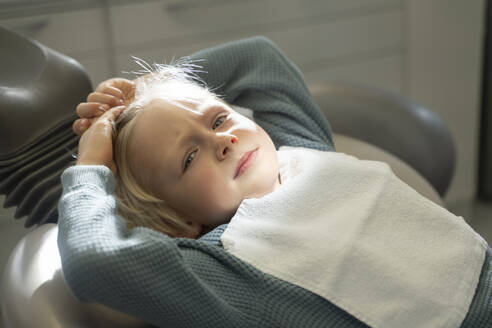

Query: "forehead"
<box><xmin>128</xmin><ymin>97</ymin><xmax>222</xmax><ymax>182</ymax></box>
<box><xmin>138</xmin><ymin>96</ymin><xmax>222</xmax><ymax>126</ymax></box>
<box><xmin>145</xmin><ymin>97</ymin><xmax>203</xmax><ymax>116</ymax></box>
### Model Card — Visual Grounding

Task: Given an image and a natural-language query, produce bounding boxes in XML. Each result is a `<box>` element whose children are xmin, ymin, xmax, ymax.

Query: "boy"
<box><xmin>59</xmin><ymin>36</ymin><xmax>491</xmax><ymax>328</ymax></box>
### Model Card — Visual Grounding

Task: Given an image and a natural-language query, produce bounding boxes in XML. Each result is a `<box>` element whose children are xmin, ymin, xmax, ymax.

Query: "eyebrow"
<box><xmin>174</xmin><ymin>105</ymin><xmax>222</xmax><ymax>176</ymax></box>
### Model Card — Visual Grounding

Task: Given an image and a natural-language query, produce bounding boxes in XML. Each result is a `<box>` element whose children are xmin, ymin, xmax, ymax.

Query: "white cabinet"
<box><xmin>77</xmin><ymin>56</ymin><xmax>112</xmax><ymax>87</ymax></box>
<box><xmin>305</xmin><ymin>55</ymin><xmax>403</xmax><ymax>94</ymax></box>
<box><xmin>1</xmin><ymin>9</ymin><xmax>106</xmax><ymax>55</ymax></box>
<box><xmin>0</xmin><ymin>0</ymin><xmax>406</xmax><ymax>87</ymax></box>
<box><xmin>264</xmin><ymin>11</ymin><xmax>403</xmax><ymax>73</ymax></box>
<box><xmin>111</xmin><ymin>0</ymin><xmax>404</xmax><ymax>90</ymax></box>
<box><xmin>1</xmin><ymin>4</ymin><xmax>110</xmax><ymax>86</ymax></box>
<box><xmin>110</xmin><ymin>0</ymin><xmax>402</xmax><ymax>47</ymax></box>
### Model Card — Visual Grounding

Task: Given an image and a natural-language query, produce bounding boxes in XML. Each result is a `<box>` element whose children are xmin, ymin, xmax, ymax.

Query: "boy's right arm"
<box><xmin>57</xmin><ymin>165</ymin><xmax>262</xmax><ymax>327</ymax></box>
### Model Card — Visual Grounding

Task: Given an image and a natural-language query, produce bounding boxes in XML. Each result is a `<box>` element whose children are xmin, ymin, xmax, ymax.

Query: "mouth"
<box><xmin>234</xmin><ymin>147</ymin><xmax>259</xmax><ymax>179</ymax></box>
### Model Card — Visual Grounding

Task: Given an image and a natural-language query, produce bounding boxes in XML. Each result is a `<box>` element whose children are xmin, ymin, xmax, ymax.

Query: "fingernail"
<box><xmin>117</xmin><ymin>99</ymin><xmax>125</xmax><ymax>105</ymax></box>
<box><xmin>99</xmin><ymin>105</ymin><xmax>107</xmax><ymax>111</ymax></box>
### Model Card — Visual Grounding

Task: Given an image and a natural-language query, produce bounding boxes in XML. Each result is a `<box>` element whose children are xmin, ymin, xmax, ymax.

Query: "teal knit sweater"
<box><xmin>57</xmin><ymin>36</ymin><xmax>492</xmax><ymax>327</ymax></box>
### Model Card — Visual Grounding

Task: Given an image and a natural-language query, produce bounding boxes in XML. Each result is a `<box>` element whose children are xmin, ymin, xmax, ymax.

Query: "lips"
<box><xmin>234</xmin><ymin>147</ymin><xmax>259</xmax><ymax>179</ymax></box>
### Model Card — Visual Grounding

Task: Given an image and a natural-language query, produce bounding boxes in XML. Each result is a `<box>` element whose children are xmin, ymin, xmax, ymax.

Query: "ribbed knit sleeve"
<box><xmin>190</xmin><ymin>36</ymin><xmax>335</xmax><ymax>152</ymax></box>
<box><xmin>57</xmin><ymin>165</ymin><xmax>264</xmax><ymax>327</ymax></box>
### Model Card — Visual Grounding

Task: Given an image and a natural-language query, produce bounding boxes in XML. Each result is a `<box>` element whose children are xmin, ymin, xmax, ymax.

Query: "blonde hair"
<box><xmin>113</xmin><ymin>57</ymin><xmax>221</xmax><ymax>238</ymax></box>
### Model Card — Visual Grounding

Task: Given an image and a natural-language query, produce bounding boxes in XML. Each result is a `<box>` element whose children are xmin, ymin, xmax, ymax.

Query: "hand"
<box><xmin>73</xmin><ymin>78</ymin><xmax>136</xmax><ymax>136</ymax></box>
<box><xmin>76</xmin><ymin>106</ymin><xmax>126</xmax><ymax>176</ymax></box>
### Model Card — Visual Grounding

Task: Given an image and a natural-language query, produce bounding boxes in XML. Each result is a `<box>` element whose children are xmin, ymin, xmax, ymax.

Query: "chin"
<box><xmin>199</xmin><ymin>225</ymin><xmax>214</xmax><ymax>237</ymax></box>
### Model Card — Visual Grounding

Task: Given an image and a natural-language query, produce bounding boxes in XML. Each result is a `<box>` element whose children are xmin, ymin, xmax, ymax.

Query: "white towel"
<box><xmin>221</xmin><ymin>146</ymin><xmax>488</xmax><ymax>328</ymax></box>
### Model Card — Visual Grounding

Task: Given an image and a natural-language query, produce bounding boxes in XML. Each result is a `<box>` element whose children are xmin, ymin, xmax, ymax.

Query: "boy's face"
<box><xmin>129</xmin><ymin>97</ymin><xmax>281</xmax><ymax>238</ymax></box>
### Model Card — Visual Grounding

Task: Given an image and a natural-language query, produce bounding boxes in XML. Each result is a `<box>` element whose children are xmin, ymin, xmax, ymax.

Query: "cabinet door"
<box><xmin>76</xmin><ymin>56</ymin><xmax>112</xmax><ymax>87</ymax></box>
<box><xmin>110</xmin><ymin>0</ymin><xmax>403</xmax><ymax>48</ymax></box>
<box><xmin>115</xmin><ymin>9</ymin><xmax>403</xmax><ymax>89</ymax></box>
<box><xmin>305</xmin><ymin>56</ymin><xmax>403</xmax><ymax>94</ymax></box>
<box><xmin>1</xmin><ymin>8</ymin><xmax>106</xmax><ymax>56</ymax></box>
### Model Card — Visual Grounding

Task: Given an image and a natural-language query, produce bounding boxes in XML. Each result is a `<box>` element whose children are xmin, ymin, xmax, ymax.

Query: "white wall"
<box><xmin>407</xmin><ymin>0</ymin><xmax>486</xmax><ymax>217</ymax></box>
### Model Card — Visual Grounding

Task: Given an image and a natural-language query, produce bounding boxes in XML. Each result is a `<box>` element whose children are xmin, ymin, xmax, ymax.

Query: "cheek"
<box><xmin>184</xmin><ymin>169</ymin><xmax>235</xmax><ymax>214</ymax></box>
<box><xmin>188</xmin><ymin>172</ymin><xmax>214</xmax><ymax>200</ymax></box>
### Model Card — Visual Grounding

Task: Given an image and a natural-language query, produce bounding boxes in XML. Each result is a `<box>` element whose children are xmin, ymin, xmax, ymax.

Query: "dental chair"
<box><xmin>0</xmin><ymin>26</ymin><xmax>455</xmax><ymax>327</ymax></box>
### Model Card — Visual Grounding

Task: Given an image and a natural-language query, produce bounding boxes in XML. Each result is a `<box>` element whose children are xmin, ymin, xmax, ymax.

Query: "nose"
<box><xmin>216</xmin><ymin>133</ymin><xmax>238</xmax><ymax>160</ymax></box>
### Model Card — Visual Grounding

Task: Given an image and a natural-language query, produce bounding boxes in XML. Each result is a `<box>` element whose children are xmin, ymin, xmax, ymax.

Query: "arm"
<box><xmin>73</xmin><ymin>37</ymin><xmax>334</xmax><ymax>152</ymax></box>
<box><xmin>190</xmin><ymin>36</ymin><xmax>335</xmax><ymax>151</ymax></box>
<box><xmin>57</xmin><ymin>165</ymin><xmax>262</xmax><ymax>327</ymax></box>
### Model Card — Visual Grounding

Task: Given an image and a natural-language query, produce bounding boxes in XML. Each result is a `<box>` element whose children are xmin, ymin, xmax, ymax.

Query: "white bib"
<box><xmin>221</xmin><ymin>146</ymin><xmax>487</xmax><ymax>328</ymax></box>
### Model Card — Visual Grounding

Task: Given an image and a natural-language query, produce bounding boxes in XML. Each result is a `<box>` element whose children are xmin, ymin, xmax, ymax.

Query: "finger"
<box><xmin>99</xmin><ymin>105</ymin><xmax>127</xmax><ymax>122</ymax></box>
<box><xmin>87</xmin><ymin>92</ymin><xmax>125</xmax><ymax>107</ymax></box>
<box><xmin>95</xmin><ymin>78</ymin><xmax>121</xmax><ymax>92</ymax></box>
<box><xmin>76</xmin><ymin>102</ymin><xmax>109</xmax><ymax>119</ymax></box>
<box><xmin>93</xmin><ymin>106</ymin><xmax>126</xmax><ymax>134</ymax></box>
<box><xmin>72</xmin><ymin>118</ymin><xmax>90</xmax><ymax>136</ymax></box>
<box><xmin>99</xmin><ymin>85</ymin><xmax>125</xmax><ymax>100</ymax></box>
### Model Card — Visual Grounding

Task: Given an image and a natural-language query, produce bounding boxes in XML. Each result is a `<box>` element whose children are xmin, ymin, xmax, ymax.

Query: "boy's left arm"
<box><xmin>189</xmin><ymin>36</ymin><xmax>336</xmax><ymax>152</ymax></box>
<box><xmin>73</xmin><ymin>37</ymin><xmax>335</xmax><ymax>152</ymax></box>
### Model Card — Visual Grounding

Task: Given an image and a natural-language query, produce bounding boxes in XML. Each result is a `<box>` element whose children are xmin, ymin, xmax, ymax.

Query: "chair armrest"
<box><xmin>0</xmin><ymin>224</ymin><xmax>150</xmax><ymax>328</ymax></box>
<box><xmin>333</xmin><ymin>133</ymin><xmax>445</xmax><ymax>208</ymax></box>
<box><xmin>309</xmin><ymin>82</ymin><xmax>456</xmax><ymax>198</ymax></box>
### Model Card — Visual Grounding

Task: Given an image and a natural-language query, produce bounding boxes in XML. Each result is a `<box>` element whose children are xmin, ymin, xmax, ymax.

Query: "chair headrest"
<box><xmin>0</xmin><ymin>26</ymin><xmax>92</xmax><ymax>227</ymax></box>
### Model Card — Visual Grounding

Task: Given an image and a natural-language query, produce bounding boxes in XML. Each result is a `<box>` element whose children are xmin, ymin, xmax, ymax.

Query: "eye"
<box><xmin>184</xmin><ymin>150</ymin><xmax>196</xmax><ymax>171</ymax></box>
<box><xmin>212</xmin><ymin>115</ymin><xmax>227</xmax><ymax>129</ymax></box>
<box><xmin>183</xmin><ymin>114</ymin><xmax>228</xmax><ymax>172</ymax></box>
